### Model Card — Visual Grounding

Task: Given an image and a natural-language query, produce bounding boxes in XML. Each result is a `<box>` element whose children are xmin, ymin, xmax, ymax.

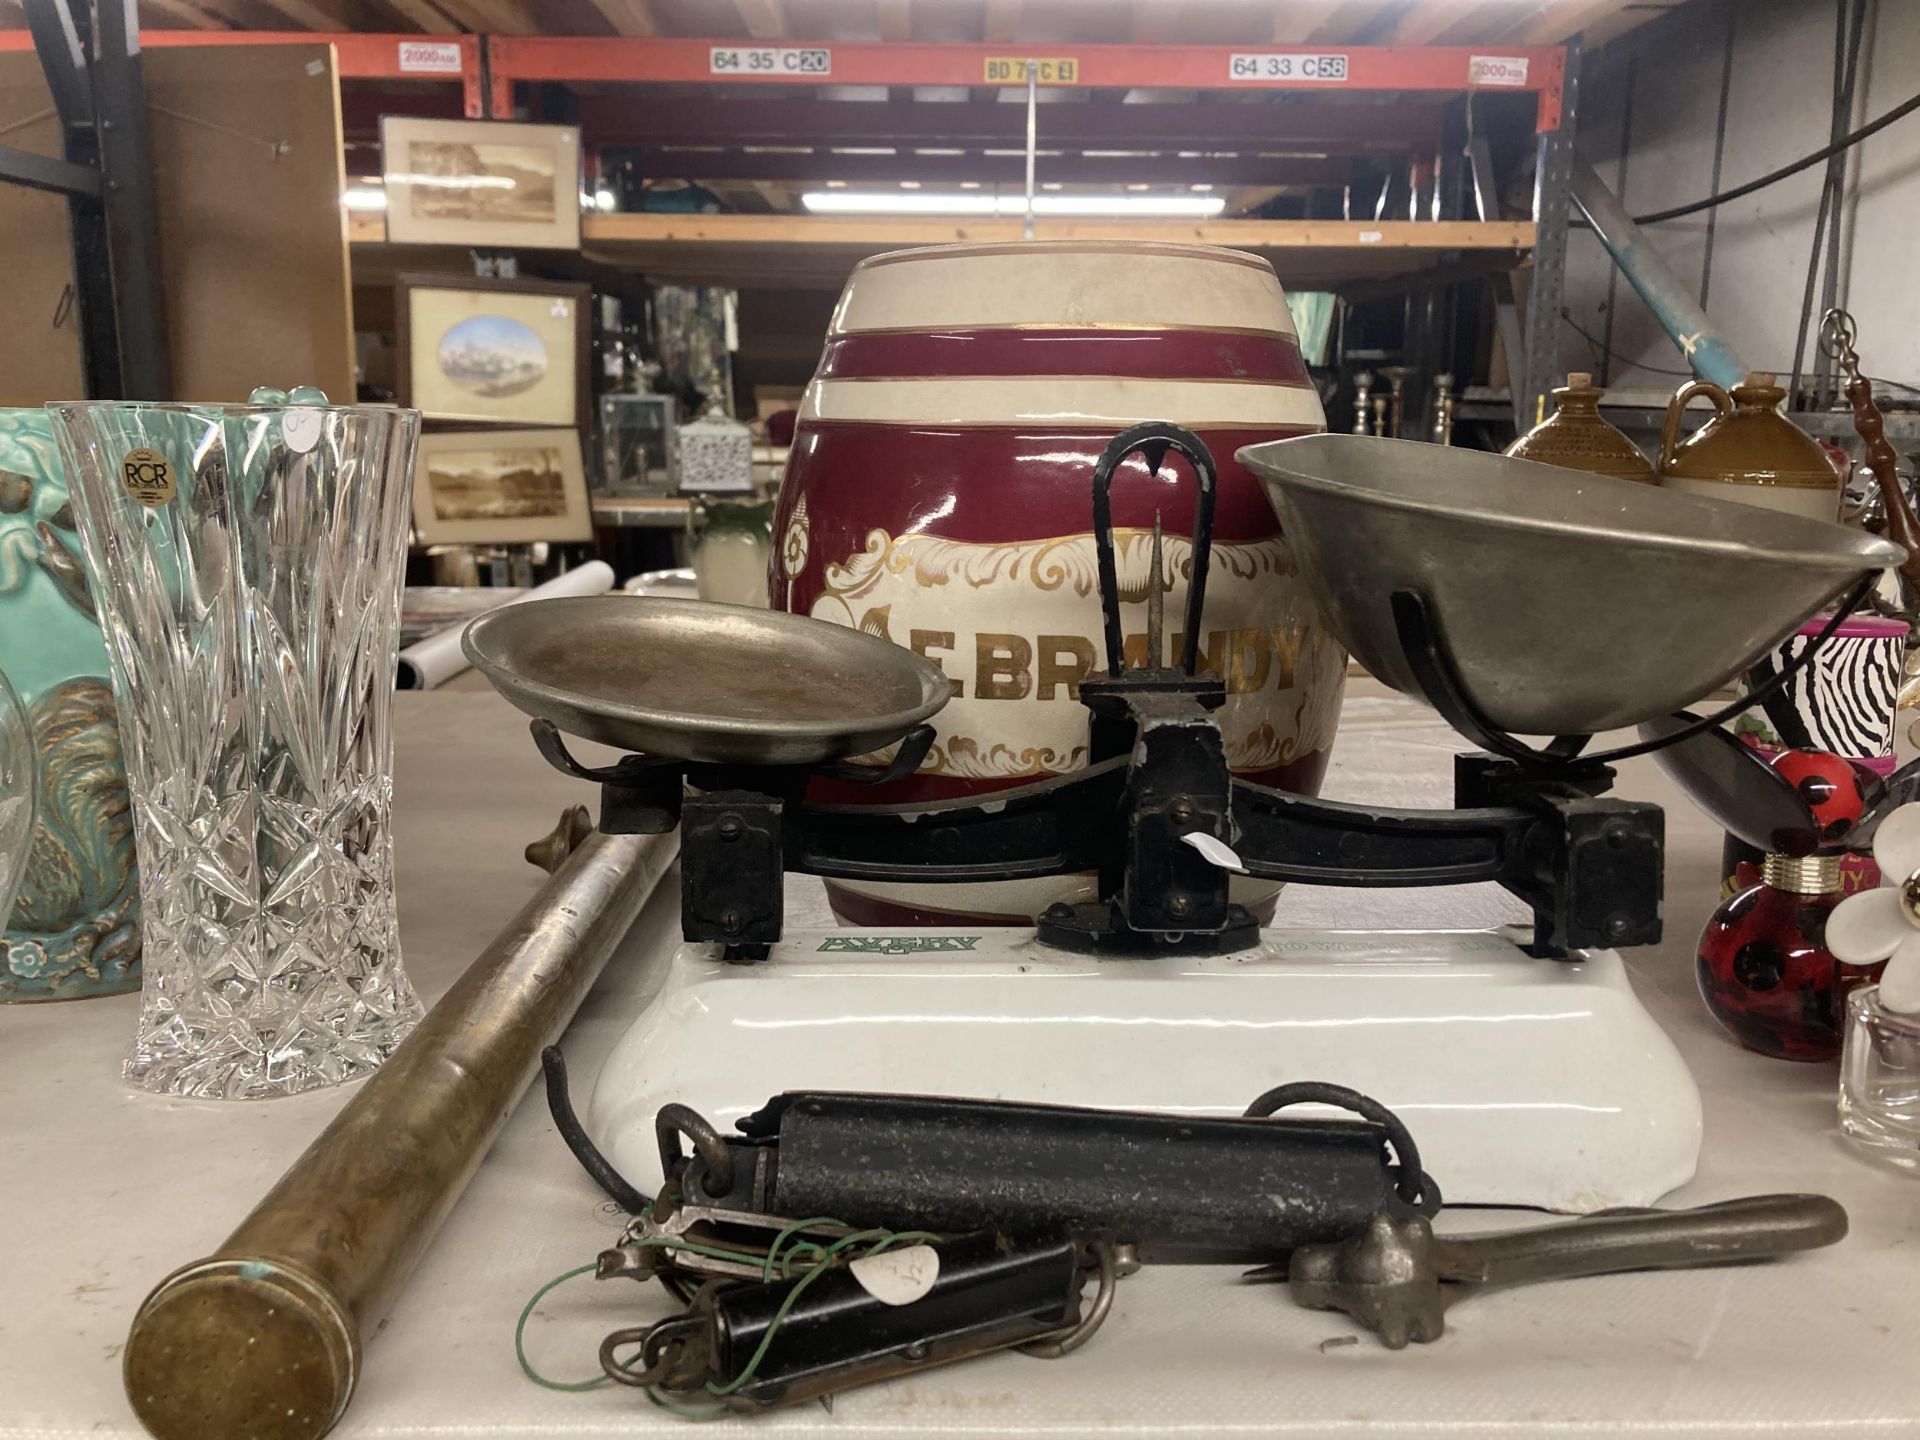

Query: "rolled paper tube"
<box><xmin>123</xmin><ymin>826</ymin><xmax>680</xmax><ymax>1440</ymax></box>
<box><xmin>396</xmin><ymin>560</ymin><xmax>616</xmax><ymax>690</ymax></box>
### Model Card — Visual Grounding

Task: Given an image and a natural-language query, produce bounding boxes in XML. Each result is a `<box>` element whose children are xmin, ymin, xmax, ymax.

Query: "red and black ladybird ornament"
<box><xmin>1642</xmin><ymin>716</ymin><xmax>1916</xmax><ymax>1061</ymax></box>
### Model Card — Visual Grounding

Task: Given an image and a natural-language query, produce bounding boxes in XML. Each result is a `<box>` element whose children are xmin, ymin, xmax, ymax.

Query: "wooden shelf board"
<box><xmin>352</xmin><ymin>212</ymin><xmax>1534</xmax><ymax>293</ymax></box>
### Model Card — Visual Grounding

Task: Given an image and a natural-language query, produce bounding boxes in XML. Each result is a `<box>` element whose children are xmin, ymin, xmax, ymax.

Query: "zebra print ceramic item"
<box><xmin>1738</xmin><ymin>613</ymin><xmax>1909</xmax><ymax>760</ymax></box>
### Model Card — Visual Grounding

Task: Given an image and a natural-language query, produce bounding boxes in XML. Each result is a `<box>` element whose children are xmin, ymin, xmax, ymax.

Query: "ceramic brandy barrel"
<box><xmin>773</xmin><ymin>240</ymin><xmax>1340</xmax><ymax>924</ymax></box>
<box><xmin>0</xmin><ymin>409</ymin><xmax>140</xmax><ymax>1000</ymax></box>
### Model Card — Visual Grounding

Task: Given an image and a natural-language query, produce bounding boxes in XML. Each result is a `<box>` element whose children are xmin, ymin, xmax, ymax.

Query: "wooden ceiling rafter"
<box><xmin>430</xmin><ymin>0</ymin><xmax>537</xmax><ymax>36</ymax></box>
<box><xmin>372</xmin><ymin>0</ymin><xmax>461</xmax><ymax>32</ymax></box>
<box><xmin>981</xmin><ymin>0</ymin><xmax>1019</xmax><ymax>43</ymax></box>
<box><xmin>1304</xmin><ymin>0</ymin><xmax>1406</xmax><ymax>45</ymax></box>
<box><xmin>1386</xmin><ymin>0</ymin><xmax>1496</xmax><ymax>46</ymax></box>
<box><xmin>244</xmin><ymin>0</ymin><xmax>352</xmax><ymax>28</ymax></box>
<box><xmin>876</xmin><ymin>0</ymin><xmax>911</xmax><ymax>43</ymax></box>
<box><xmin>732</xmin><ymin>0</ymin><xmax>787</xmax><ymax>39</ymax></box>
<box><xmin>1271</xmin><ymin>0</ymin><xmax>1347</xmax><ymax>44</ymax></box>
<box><xmin>1127</xmin><ymin>0</ymin><xmax>1180</xmax><ymax>45</ymax></box>
<box><xmin>588</xmin><ymin>0</ymin><xmax>656</xmax><ymax>37</ymax></box>
<box><xmin>5</xmin><ymin>0</ymin><xmax>1683</xmax><ymax>53</ymax></box>
<box><xmin>142</xmin><ymin>0</ymin><xmax>229</xmax><ymax>29</ymax></box>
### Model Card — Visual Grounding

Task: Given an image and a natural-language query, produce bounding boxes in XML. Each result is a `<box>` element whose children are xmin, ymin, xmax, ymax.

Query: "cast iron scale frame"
<box><xmin>531</xmin><ymin>423</ymin><xmax>1860</xmax><ymax>963</ymax></box>
<box><xmin>539</xmin><ymin>425</ymin><xmax>1658</xmax><ymax>961</ymax></box>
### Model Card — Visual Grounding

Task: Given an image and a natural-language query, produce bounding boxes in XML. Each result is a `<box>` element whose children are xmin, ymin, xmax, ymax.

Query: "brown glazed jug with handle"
<box><xmin>1504</xmin><ymin>372</ymin><xmax>1655</xmax><ymax>483</ymax></box>
<box><xmin>1657</xmin><ymin>371</ymin><xmax>1840</xmax><ymax>521</ymax></box>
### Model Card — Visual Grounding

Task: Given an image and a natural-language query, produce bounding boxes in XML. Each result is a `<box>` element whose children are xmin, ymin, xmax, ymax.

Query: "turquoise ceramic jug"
<box><xmin>0</xmin><ymin>409</ymin><xmax>140</xmax><ymax>1000</ymax></box>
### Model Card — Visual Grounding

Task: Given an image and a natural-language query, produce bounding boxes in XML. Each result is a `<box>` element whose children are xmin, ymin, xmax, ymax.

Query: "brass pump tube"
<box><xmin>123</xmin><ymin>827</ymin><xmax>679</xmax><ymax>1440</ymax></box>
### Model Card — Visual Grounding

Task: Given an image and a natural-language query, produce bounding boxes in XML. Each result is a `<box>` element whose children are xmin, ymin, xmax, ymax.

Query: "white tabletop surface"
<box><xmin>4</xmin><ymin>685</ymin><xmax>1917</xmax><ymax>1439</ymax></box>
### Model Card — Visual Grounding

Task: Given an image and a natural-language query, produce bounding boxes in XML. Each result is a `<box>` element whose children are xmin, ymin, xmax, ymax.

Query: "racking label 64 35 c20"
<box><xmin>1227</xmin><ymin>52</ymin><xmax>1349</xmax><ymax>82</ymax></box>
<box><xmin>709</xmin><ymin>45</ymin><xmax>832</xmax><ymax>76</ymax></box>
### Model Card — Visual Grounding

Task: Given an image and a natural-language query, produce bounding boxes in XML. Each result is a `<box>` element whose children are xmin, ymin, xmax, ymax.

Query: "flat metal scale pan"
<box><xmin>1241</xmin><ymin>434</ymin><xmax>1906</xmax><ymax>737</ymax></box>
<box><xmin>462</xmin><ymin>595</ymin><xmax>951</xmax><ymax>766</ymax></box>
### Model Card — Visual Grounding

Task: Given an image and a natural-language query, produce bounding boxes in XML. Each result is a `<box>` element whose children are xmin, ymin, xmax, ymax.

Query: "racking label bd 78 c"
<box><xmin>983</xmin><ymin>56</ymin><xmax>1080</xmax><ymax>84</ymax></box>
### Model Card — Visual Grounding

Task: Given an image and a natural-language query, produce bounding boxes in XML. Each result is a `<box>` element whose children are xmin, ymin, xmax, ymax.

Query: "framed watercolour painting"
<box><xmin>380</xmin><ymin>117</ymin><xmax>582</xmax><ymax>250</ymax></box>
<box><xmin>410</xmin><ymin>427</ymin><xmax>593</xmax><ymax>546</ymax></box>
<box><xmin>396</xmin><ymin>274</ymin><xmax>590</xmax><ymax>431</ymax></box>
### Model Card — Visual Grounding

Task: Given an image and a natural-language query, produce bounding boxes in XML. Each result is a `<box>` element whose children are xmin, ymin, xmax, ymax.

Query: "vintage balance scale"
<box><xmin>466</xmin><ymin>425</ymin><xmax>1900</xmax><ymax>1216</ymax></box>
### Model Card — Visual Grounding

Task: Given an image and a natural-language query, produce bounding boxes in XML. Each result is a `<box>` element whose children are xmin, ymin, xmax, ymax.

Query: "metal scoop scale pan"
<box><xmin>462</xmin><ymin>595</ymin><xmax>950</xmax><ymax>767</ymax></box>
<box><xmin>1240</xmin><ymin>434</ymin><xmax>1905</xmax><ymax>737</ymax></box>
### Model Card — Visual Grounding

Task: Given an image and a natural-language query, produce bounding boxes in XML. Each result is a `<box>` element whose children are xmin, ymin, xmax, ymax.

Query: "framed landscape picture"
<box><xmin>396</xmin><ymin>274</ymin><xmax>590</xmax><ymax>431</ymax></box>
<box><xmin>410</xmin><ymin>427</ymin><xmax>593</xmax><ymax>546</ymax></box>
<box><xmin>380</xmin><ymin>117</ymin><xmax>581</xmax><ymax>250</ymax></box>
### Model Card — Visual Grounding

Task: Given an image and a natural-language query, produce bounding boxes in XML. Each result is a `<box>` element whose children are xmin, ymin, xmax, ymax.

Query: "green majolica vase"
<box><xmin>0</xmin><ymin>409</ymin><xmax>140</xmax><ymax>1000</ymax></box>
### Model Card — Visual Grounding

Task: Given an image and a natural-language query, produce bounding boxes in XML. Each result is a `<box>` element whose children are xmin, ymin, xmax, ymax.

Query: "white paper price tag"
<box><xmin>282</xmin><ymin>409</ymin><xmax>322</xmax><ymax>455</ymax></box>
<box><xmin>1180</xmin><ymin>831</ymin><xmax>1248</xmax><ymax>874</ymax></box>
<box><xmin>1227</xmin><ymin>52</ymin><xmax>1349</xmax><ymax>83</ymax></box>
<box><xmin>709</xmin><ymin>45</ymin><xmax>831</xmax><ymax>77</ymax></box>
<box><xmin>848</xmin><ymin>1245</ymin><xmax>941</xmax><ymax>1306</ymax></box>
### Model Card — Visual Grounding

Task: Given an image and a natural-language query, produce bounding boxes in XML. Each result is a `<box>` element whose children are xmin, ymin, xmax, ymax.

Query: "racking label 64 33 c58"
<box><xmin>1227</xmin><ymin>52</ymin><xmax>1349</xmax><ymax>82</ymax></box>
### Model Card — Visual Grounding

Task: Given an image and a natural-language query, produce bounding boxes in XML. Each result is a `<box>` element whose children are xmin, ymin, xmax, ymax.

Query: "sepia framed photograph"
<box><xmin>410</xmin><ymin>427</ymin><xmax>593</xmax><ymax>546</ymax></box>
<box><xmin>380</xmin><ymin>117</ymin><xmax>581</xmax><ymax>250</ymax></box>
<box><xmin>396</xmin><ymin>273</ymin><xmax>590</xmax><ymax>431</ymax></box>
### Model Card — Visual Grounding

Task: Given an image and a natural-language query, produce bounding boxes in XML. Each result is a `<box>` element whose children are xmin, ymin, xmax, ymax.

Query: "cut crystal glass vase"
<box><xmin>50</xmin><ymin>401</ymin><xmax>423</xmax><ymax>1098</ymax></box>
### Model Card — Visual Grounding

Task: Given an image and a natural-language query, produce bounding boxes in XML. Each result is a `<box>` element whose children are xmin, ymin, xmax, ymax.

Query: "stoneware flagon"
<box><xmin>0</xmin><ymin>409</ymin><xmax>141</xmax><ymax>1000</ymax></box>
<box><xmin>1658</xmin><ymin>372</ymin><xmax>1841</xmax><ymax>521</ymax></box>
<box><xmin>772</xmin><ymin>240</ymin><xmax>1340</xmax><ymax>924</ymax></box>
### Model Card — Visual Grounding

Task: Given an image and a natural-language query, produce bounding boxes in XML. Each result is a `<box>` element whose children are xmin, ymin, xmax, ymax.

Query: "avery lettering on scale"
<box><xmin>773</xmin><ymin>241</ymin><xmax>1340</xmax><ymax>925</ymax></box>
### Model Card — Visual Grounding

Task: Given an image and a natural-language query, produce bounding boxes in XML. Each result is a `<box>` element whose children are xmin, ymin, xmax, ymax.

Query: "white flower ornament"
<box><xmin>1827</xmin><ymin>802</ymin><xmax>1920</xmax><ymax>1014</ymax></box>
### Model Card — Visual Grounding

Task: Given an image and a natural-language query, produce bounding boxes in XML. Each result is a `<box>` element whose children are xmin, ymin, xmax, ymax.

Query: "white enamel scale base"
<box><xmin>586</xmin><ymin>925</ymin><xmax>1703</xmax><ymax>1214</ymax></box>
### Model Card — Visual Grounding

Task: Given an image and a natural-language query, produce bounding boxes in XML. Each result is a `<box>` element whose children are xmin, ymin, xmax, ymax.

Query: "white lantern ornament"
<box><xmin>1832</xmin><ymin>800</ymin><xmax>1920</xmax><ymax>1169</ymax></box>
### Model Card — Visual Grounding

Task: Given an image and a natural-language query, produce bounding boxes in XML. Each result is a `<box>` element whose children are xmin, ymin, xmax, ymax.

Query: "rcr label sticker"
<box><xmin>120</xmin><ymin>448</ymin><xmax>175</xmax><ymax>508</ymax></box>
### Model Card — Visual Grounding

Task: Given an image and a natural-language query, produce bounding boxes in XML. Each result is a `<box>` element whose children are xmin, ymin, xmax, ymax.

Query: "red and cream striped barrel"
<box><xmin>771</xmin><ymin>240</ymin><xmax>1342</xmax><ymax>926</ymax></box>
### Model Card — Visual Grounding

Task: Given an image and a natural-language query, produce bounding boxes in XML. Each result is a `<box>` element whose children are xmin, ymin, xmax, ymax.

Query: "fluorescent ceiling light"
<box><xmin>343</xmin><ymin>187</ymin><xmax>388</xmax><ymax>212</ymax></box>
<box><xmin>801</xmin><ymin>191</ymin><xmax>1226</xmax><ymax>217</ymax></box>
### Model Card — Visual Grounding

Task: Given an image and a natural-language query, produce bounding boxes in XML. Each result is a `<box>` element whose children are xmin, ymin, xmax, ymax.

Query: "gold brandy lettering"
<box><xmin>910</xmin><ymin>628</ymin><xmax>963</xmax><ymax>697</ymax></box>
<box><xmin>1268</xmin><ymin>625</ymin><xmax>1307</xmax><ymax>688</ymax></box>
<box><xmin>1229</xmin><ymin>627</ymin><xmax>1271</xmax><ymax>695</ymax></box>
<box><xmin>1036</xmin><ymin>635</ymin><xmax>1096</xmax><ymax>701</ymax></box>
<box><xmin>975</xmin><ymin>632</ymin><xmax>1034</xmax><ymax>700</ymax></box>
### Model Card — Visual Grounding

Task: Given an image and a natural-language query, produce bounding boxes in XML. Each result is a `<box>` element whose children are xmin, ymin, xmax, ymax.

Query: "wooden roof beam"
<box><xmin>1386</xmin><ymin>0</ymin><xmax>1495</xmax><ymax>45</ymax></box>
<box><xmin>141</xmin><ymin>0</ymin><xmax>229</xmax><ymax>29</ymax></box>
<box><xmin>589</xmin><ymin>0</ymin><xmax>657</xmax><ymax>37</ymax></box>
<box><xmin>361</xmin><ymin>0</ymin><xmax>460</xmax><ymax>30</ymax></box>
<box><xmin>431</xmin><ymin>0</ymin><xmax>539</xmax><ymax>34</ymax></box>
<box><xmin>982</xmin><ymin>0</ymin><xmax>1020</xmax><ymax>42</ymax></box>
<box><xmin>1272</xmin><ymin>1</ymin><xmax>1349</xmax><ymax>43</ymax></box>
<box><xmin>734</xmin><ymin>0</ymin><xmax>787</xmax><ymax>38</ymax></box>
<box><xmin>1506</xmin><ymin>0</ymin><xmax>1649</xmax><ymax>43</ymax></box>
<box><xmin>877</xmin><ymin>0</ymin><xmax>912</xmax><ymax>42</ymax></box>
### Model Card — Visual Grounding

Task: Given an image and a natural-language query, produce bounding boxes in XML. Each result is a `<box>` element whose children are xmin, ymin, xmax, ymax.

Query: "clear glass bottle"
<box><xmin>1840</xmin><ymin>984</ymin><xmax>1920</xmax><ymax>1169</ymax></box>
